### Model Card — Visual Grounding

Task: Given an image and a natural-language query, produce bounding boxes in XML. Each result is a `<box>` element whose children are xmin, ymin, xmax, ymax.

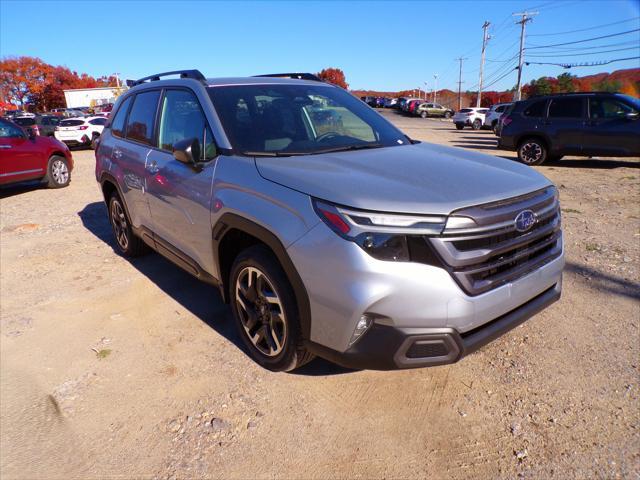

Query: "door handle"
<box><xmin>113</xmin><ymin>149</ymin><xmax>123</xmax><ymax>159</ymax></box>
<box><xmin>0</xmin><ymin>145</ymin><xmax>12</xmax><ymax>149</ymax></box>
<box><xmin>146</xmin><ymin>160</ymin><xmax>159</xmax><ymax>174</ymax></box>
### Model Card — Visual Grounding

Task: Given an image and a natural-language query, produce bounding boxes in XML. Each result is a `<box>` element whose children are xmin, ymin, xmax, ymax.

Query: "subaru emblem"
<box><xmin>514</xmin><ymin>210</ymin><xmax>537</xmax><ymax>232</ymax></box>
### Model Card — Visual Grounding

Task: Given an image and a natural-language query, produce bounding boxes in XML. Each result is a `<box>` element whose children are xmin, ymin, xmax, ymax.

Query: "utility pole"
<box><xmin>456</xmin><ymin>57</ymin><xmax>467</xmax><ymax>111</ymax></box>
<box><xmin>114</xmin><ymin>72</ymin><xmax>121</xmax><ymax>88</ymax></box>
<box><xmin>513</xmin><ymin>11</ymin><xmax>537</xmax><ymax>101</ymax></box>
<box><xmin>477</xmin><ymin>21</ymin><xmax>490</xmax><ymax>107</ymax></box>
<box><xmin>424</xmin><ymin>81</ymin><xmax>428</xmax><ymax>101</ymax></box>
<box><xmin>433</xmin><ymin>74</ymin><xmax>439</xmax><ymax>103</ymax></box>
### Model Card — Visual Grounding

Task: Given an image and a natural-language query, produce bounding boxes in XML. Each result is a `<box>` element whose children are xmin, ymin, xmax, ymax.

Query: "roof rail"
<box><xmin>254</xmin><ymin>73</ymin><xmax>323</xmax><ymax>82</ymax></box>
<box><xmin>529</xmin><ymin>91</ymin><xmax>620</xmax><ymax>98</ymax></box>
<box><xmin>126</xmin><ymin>70</ymin><xmax>207</xmax><ymax>87</ymax></box>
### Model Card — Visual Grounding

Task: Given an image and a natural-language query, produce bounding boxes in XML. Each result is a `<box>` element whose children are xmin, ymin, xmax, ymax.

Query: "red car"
<box><xmin>0</xmin><ymin>118</ymin><xmax>73</xmax><ymax>188</ymax></box>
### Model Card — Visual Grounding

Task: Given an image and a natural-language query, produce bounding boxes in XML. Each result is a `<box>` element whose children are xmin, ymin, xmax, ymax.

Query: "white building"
<box><xmin>63</xmin><ymin>87</ymin><xmax>125</xmax><ymax>108</ymax></box>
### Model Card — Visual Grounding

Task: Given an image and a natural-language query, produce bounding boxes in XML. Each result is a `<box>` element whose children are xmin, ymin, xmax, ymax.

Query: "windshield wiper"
<box><xmin>241</xmin><ymin>151</ymin><xmax>303</xmax><ymax>157</ymax></box>
<box><xmin>243</xmin><ymin>143</ymin><xmax>385</xmax><ymax>157</ymax></box>
<box><xmin>307</xmin><ymin>143</ymin><xmax>385</xmax><ymax>154</ymax></box>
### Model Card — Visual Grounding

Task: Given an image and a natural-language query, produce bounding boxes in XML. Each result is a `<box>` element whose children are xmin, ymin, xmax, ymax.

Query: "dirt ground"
<box><xmin>1</xmin><ymin>110</ymin><xmax>639</xmax><ymax>480</ymax></box>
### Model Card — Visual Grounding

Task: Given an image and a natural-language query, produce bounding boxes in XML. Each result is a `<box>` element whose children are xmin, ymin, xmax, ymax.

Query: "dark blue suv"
<box><xmin>498</xmin><ymin>92</ymin><xmax>640</xmax><ymax>165</ymax></box>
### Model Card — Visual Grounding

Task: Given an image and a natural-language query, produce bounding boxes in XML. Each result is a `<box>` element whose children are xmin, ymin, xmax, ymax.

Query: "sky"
<box><xmin>1</xmin><ymin>0</ymin><xmax>639</xmax><ymax>93</ymax></box>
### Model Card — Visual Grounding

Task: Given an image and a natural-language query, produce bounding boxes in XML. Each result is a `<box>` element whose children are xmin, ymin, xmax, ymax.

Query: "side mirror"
<box><xmin>173</xmin><ymin>138</ymin><xmax>201</xmax><ymax>167</ymax></box>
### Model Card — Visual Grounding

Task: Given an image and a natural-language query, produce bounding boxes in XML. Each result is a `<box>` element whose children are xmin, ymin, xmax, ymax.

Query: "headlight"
<box><xmin>312</xmin><ymin>199</ymin><xmax>446</xmax><ymax>262</ymax></box>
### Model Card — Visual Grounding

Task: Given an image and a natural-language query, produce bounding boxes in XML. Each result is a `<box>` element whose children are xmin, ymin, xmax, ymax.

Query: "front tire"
<box><xmin>108</xmin><ymin>192</ymin><xmax>149</xmax><ymax>257</ymax></box>
<box><xmin>230</xmin><ymin>245</ymin><xmax>314</xmax><ymax>372</ymax></box>
<box><xmin>420</xmin><ymin>111</ymin><xmax>428</xmax><ymax>118</ymax></box>
<box><xmin>518</xmin><ymin>138</ymin><xmax>548</xmax><ymax>166</ymax></box>
<box><xmin>45</xmin><ymin>155</ymin><xmax>70</xmax><ymax>188</ymax></box>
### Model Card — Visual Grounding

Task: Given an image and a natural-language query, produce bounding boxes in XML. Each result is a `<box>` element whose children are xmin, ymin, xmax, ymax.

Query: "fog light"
<box><xmin>349</xmin><ymin>314</ymin><xmax>373</xmax><ymax>346</ymax></box>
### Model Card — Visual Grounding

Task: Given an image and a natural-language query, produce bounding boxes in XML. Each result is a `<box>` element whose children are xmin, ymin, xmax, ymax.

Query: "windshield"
<box><xmin>207</xmin><ymin>83</ymin><xmax>409</xmax><ymax>156</ymax></box>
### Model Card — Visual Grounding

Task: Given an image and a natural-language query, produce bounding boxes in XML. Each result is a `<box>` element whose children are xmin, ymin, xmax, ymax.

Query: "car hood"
<box><xmin>254</xmin><ymin>142</ymin><xmax>552</xmax><ymax>215</ymax></box>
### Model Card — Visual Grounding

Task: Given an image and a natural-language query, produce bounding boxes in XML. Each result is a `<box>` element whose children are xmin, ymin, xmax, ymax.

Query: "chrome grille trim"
<box><xmin>431</xmin><ymin>187</ymin><xmax>562</xmax><ymax>296</ymax></box>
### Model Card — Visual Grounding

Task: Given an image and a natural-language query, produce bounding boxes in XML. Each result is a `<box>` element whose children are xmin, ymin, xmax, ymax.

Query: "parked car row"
<box><xmin>0</xmin><ymin>118</ymin><xmax>73</xmax><ymax>188</ymax></box>
<box><xmin>360</xmin><ymin>96</ymin><xmax>397</xmax><ymax>108</ymax></box>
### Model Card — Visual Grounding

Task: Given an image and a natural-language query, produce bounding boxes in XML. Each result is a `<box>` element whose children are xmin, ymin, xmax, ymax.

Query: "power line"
<box><xmin>482</xmin><ymin>65</ymin><xmax>519</xmax><ymax>90</ymax></box>
<box><xmin>527</xmin><ymin>40</ymin><xmax>639</xmax><ymax>52</ymax></box>
<box><xmin>525</xmin><ymin>56</ymin><xmax>640</xmax><ymax>68</ymax></box>
<box><xmin>527</xmin><ymin>28</ymin><xmax>640</xmax><ymax>49</ymax></box>
<box><xmin>527</xmin><ymin>46</ymin><xmax>640</xmax><ymax>58</ymax></box>
<box><xmin>529</xmin><ymin>17</ymin><xmax>640</xmax><ymax>36</ymax></box>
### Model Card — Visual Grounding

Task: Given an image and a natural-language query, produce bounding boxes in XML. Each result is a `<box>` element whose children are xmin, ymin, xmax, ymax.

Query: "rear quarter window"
<box><xmin>14</xmin><ymin>117</ymin><xmax>36</xmax><ymax>126</ymax></box>
<box><xmin>110</xmin><ymin>96</ymin><xmax>133</xmax><ymax>138</ymax></box>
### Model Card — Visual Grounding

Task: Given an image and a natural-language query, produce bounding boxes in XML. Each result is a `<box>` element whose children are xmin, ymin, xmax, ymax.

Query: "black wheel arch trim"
<box><xmin>213</xmin><ymin>213</ymin><xmax>312</xmax><ymax>340</ymax></box>
<box><xmin>100</xmin><ymin>172</ymin><xmax>135</xmax><ymax>224</ymax></box>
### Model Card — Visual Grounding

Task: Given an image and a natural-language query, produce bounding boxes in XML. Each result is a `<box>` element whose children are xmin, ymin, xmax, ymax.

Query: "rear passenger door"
<box><xmin>111</xmin><ymin>91</ymin><xmax>159</xmax><ymax>231</ymax></box>
<box><xmin>545</xmin><ymin>97</ymin><xmax>586</xmax><ymax>155</ymax></box>
<box><xmin>145</xmin><ymin>88</ymin><xmax>219</xmax><ymax>273</ymax></box>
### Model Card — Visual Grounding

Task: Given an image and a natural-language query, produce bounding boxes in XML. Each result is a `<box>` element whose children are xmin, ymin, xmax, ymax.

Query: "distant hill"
<box><xmin>351</xmin><ymin>68</ymin><xmax>640</xmax><ymax>109</ymax></box>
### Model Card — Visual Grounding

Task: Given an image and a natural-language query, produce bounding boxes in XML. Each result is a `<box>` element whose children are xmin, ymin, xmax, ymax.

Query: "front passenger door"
<box><xmin>586</xmin><ymin>97</ymin><xmax>640</xmax><ymax>156</ymax></box>
<box><xmin>145</xmin><ymin>88</ymin><xmax>219</xmax><ymax>272</ymax></box>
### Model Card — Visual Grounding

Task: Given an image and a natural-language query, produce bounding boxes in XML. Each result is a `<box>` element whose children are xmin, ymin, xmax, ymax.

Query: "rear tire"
<box><xmin>420</xmin><ymin>111</ymin><xmax>428</xmax><ymax>118</ymax></box>
<box><xmin>455</xmin><ymin>123</ymin><xmax>464</xmax><ymax>130</ymax></box>
<box><xmin>108</xmin><ymin>192</ymin><xmax>149</xmax><ymax>257</ymax></box>
<box><xmin>45</xmin><ymin>155</ymin><xmax>70</xmax><ymax>188</ymax></box>
<box><xmin>229</xmin><ymin>245</ymin><xmax>314</xmax><ymax>372</ymax></box>
<box><xmin>472</xmin><ymin>119</ymin><xmax>482</xmax><ymax>130</ymax></box>
<box><xmin>444</xmin><ymin>112</ymin><xmax>451</xmax><ymax>119</ymax></box>
<box><xmin>91</xmin><ymin>133</ymin><xmax>100</xmax><ymax>150</ymax></box>
<box><xmin>518</xmin><ymin>138</ymin><xmax>548</xmax><ymax>166</ymax></box>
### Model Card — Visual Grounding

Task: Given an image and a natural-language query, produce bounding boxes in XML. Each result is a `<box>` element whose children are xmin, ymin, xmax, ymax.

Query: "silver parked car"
<box><xmin>96</xmin><ymin>70</ymin><xmax>564</xmax><ymax>371</ymax></box>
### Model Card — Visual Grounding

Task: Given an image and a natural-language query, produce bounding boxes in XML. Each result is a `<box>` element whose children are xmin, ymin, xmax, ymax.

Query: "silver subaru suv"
<box><xmin>95</xmin><ymin>70</ymin><xmax>564</xmax><ymax>371</ymax></box>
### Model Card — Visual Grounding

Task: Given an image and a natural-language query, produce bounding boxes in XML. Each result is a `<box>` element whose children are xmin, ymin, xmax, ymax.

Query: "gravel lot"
<box><xmin>1</xmin><ymin>110</ymin><xmax>639</xmax><ymax>479</ymax></box>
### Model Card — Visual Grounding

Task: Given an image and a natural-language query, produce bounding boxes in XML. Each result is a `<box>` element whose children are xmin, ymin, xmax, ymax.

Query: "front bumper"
<box><xmin>307</xmin><ymin>281</ymin><xmax>561</xmax><ymax>370</ymax></box>
<box><xmin>288</xmin><ymin>220</ymin><xmax>564</xmax><ymax>369</ymax></box>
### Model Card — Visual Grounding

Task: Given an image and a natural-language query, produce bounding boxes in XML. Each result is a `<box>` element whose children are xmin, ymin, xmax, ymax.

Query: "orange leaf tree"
<box><xmin>317</xmin><ymin>68</ymin><xmax>348</xmax><ymax>89</ymax></box>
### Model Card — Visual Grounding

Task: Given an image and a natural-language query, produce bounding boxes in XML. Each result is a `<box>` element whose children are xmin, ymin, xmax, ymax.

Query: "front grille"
<box><xmin>429</xmin><ymin>187</ymin><xmax>562</xmax><ymax>296</ymax></box>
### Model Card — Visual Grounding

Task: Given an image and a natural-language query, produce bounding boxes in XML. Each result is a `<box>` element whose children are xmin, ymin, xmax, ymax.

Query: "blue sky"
<box><xmin>1</xmin><ymin>0</ymin><xmax>638</xmax><ymax>93</ymax></box>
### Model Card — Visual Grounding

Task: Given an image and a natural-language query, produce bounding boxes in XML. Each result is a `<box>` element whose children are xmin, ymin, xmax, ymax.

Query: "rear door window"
<box><xmin>523</xmin><ymin>100</ymin><xmax>547</xmax><ymax>117</ymax></box>
<box><xmin>110</xmin><ymin>96</ymin><xmax>133</xmax><ymax>138</ymax></box>
<box><xmin>125</xmin><ymin>90</ymin><xmax>161</xmax><ymax>145</ymax></box>
<box><xmin>548</xmin><ymin>97</ymin><xmax>584</xmax><ymax>118</ymax></box>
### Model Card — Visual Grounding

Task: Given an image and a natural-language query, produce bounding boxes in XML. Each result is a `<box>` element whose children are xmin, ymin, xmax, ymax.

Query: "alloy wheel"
<box><xmin>520</xmin><ymin>142</ymin><xmax>543</xmax><ymax>164</ymax></box>
<box><xmin>51</xmin><ymin>159</ymin><xmax>69</xmax><ymax>185</ymax></box>
<box><xmin>110</xmin><ymin>199</ymin><xmax>129</xmax><ymax>250</ymax></box>
<box><xmin>235</xmin><ymin>266</ymin><xmax>287</xmax><ymax>357</ymax></box>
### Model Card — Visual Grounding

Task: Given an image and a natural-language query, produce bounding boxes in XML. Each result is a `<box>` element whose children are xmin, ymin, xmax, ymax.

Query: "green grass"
<box><xmin>585</xmin><ymin>243</ymin><xmax>601</xmax><ymax>252</ymax></box>
<box><xmin>95</xmin><ymin>348</ymin><xmax>112</xmax><ymax>359</ymax></box>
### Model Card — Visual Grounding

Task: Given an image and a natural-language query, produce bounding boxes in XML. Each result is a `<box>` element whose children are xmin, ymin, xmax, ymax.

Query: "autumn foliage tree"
<box><xmin>317</xmin><ymin>68</ymin><xmax>348</xmax><ymax>89</ymax></box>
<box><xmin>0</xmin><ymin>56</ymin><xmax>116</xmax><ymax>112</ymax></box>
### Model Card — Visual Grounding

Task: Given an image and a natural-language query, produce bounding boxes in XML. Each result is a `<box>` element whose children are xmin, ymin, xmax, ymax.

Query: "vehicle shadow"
<box><xmin>77</xmin><ymin>201</ymin><xmax>354</xmax><ymax>376</ymax></box>
<box><xmin>565</xmin><ymin>261</ymin><xmax>640</xmax><ymax>301</ymax></box>
<box><xmin>543</xmin><ymin>158</ymin><xmax>640</xmax><ymax>169</ymax></box>
<box><xmin>0</xmin><ymin>181</ymin><xmax>45</xmax><ymax>199</ymax></box>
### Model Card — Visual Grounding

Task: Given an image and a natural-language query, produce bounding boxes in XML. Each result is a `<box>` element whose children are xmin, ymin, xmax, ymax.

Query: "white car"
<box><xmin>452</xmin><ymin>107</ymin><xmax>490</xmax><ymax>130</ymax></box>
<box><xmin>483</xmin><ymin>103</ymin><xmax>513</xmax><ymax>131</ymax></box>
<box><xmin>54</xmin><ymin>116</ymin><xmax>107</xmax><ymax>149</ymax></box>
